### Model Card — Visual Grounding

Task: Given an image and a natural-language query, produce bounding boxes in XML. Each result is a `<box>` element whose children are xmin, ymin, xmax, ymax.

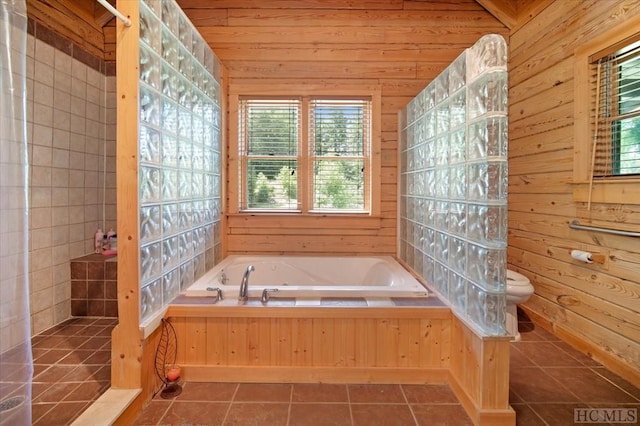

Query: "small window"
<box><xmin>573</xmin><ymin>17</ymin><xmax>640</xmax><ymax>205</ymax></box>
<box><xmin>238</xmin><ymin>96</ymin><xmax>372</xmax><ymax>213</ymax></box>
<box><xmin>591</xmin><ymin>40</ymin><xmax>640</xmax><ymax>177</ymax></box>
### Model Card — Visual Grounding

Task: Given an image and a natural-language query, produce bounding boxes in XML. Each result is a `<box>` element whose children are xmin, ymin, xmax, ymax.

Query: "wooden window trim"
<box><xmin>228</xmin><ymin>82</ymin><xmax>382</xmax><ymax>217</ymax></box>
<box><xmin>573</xmin><ymin>14</ymin><xmax>640</xmax><ymax>204</ymax></box>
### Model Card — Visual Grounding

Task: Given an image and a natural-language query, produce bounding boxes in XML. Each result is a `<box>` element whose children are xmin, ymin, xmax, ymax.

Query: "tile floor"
<box><xmin>30</xmin><ymin>317</ymin><xmax>116</xmax><ymax>425</ymax></box>
<box><xmin>27</xmin><ymin>313</ymin><xmax>640</xmax><ymax>425</ymax></box>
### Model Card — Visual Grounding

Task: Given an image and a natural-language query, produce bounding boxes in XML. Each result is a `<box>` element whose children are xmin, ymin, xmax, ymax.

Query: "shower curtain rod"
<box><xmin>97</xmin><ymin>0</ymin><xmax>131</xmax><ymax>27</ymax></box>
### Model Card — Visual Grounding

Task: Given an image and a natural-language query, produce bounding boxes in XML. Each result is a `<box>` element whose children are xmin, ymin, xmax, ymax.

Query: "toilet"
<box><xmin>505</xmin><ymin>269</ymin><xmax>534</xmax><ymax>341</ymax></box>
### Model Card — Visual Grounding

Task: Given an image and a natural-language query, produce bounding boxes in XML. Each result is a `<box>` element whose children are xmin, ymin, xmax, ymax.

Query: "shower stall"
<box><xmin>0</xmin><ymin>0</ymin><xmax>32</xmax><ymax>424</ymax></box>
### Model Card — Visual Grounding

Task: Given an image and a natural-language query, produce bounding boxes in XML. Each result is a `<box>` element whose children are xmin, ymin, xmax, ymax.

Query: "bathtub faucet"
<box><xmin>238</xmin><ymin>265</ymin><xmax>255</xmax><ymax>303</ymax></box>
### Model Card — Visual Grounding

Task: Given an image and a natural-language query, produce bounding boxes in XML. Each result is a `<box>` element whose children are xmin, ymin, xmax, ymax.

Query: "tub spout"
<box><xmin>239</xmin><ymin>265</ymin><xmax>255</xmax><ymax>303</ymax></box>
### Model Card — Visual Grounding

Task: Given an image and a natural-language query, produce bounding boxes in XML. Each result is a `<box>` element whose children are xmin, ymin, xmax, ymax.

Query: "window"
<box><xmin>573</xmin><ymin>16</ymin><xmax>640</xmax><ymax>204</ymax></box>
<box><xmin>592</xmin><ymin>40</ymin><xmax>640</xmax><ymax>177</ymax></box>
<box><xmin>237</xmin><ymin>96</ymin><xmax>372</xmax><ymax>213</ymax></box>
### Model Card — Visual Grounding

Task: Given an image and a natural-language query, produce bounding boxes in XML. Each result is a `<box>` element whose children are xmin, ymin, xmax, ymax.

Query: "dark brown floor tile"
<box><xmin>517</xmin><ymin>323</ymin><xmax>560</xmax><ymax>342</ymax></box>
<box><xmin>63</xmin><ymin>380</ymin><xmax>109</xmax><ymax>402</ymax></box>
<box><xmin>509</xmin><ymin>344</ymin><xmax>535</xmax><ymax>367</ymax></box>
<box><xmin>33</xmin><ymin>349</ymin><xmax>70</xmax><ymax>364</ymax></box>
<box><xmin>160</xmin><ymin>401</ymin><xmax>229</xmax><ymax>425</ymax></box>
<box><xmin>93</xmin><ymin>318</ymin><xmax>118</xmax><ymax>326</ymax></box>
<box><xmin>31</xmin><ymin>347</ymin><xmax>49</xmax><ymax>360</ymax></box>
<box><xmin>51</xmin><ymin>324</ymin><xmax>87</xmax><ymax>336</ymax></box>
<box><xmin>352</xmin><ymin>403</ymin><xmax>416</xmax><ymax>426</ymax></box>
<box><xmin>516</xmin><ymin>341</ymin><xmax>586</xmax><ymax>367</ymax></box>
<box><xmin>32</xmin><ymin>363</ymin><xmax>48</xmax><ymax>377</ymax></box>
<box><xmin>83</xmin><ymin>350</ymin><xmax>111</xmax><ymax>365</ymax></box>
<box><xmin>592</xmin><ymin>368</ymin><xmax>640</xmax><ymax>401</ymax></box>
<box><xmin>133</xmin><ymin>400</ymin><xmax>172</xmax><ymax>425</ymax></box>
<box><xmin>31</xmin><ymin>382</ymin><xmax>52</xmax><ymax>401</ymax></box>
<box><xmin>54</xmin><ymin>336</ymin><xmax>89</xmax><ymax>350</ymax></box>
<box><xmin>289</xmin><ymin>403</ymin><xmax>351</xmax><ymax>426</ymax></box>
<box><xmin>71</xmin><ymin>317</ymin><xmax>100</xmax><ymax>325</ymax></box>
<box><xmin>57</xmin><ymin>349</ymin><xmax>95</xmax><ymax>365</ymax></box>
<box><xmin>402</xmin><ymin>384</ymin><xmax>458</xmax><ymax>404</ymax></box>
<box><xmin>234</xmin><ymin>383</ymin><xmax>292</xmax><ymax>402</ymax></box>
<box><xmin>31</xmin><ymin>402</ymin><xmax>55</xmax><ymax>424</ymax></box>
<box><xmin>33</xmin><ymin>365</ymin><xmax>77</xmax><ymax>383</ymax></box>
<box><xmin>89</xmin><ymin>365</ymin><xmax>111</xmax><ymax>382</ymax></box>
<box><xmin>77</xmin><ymin>336</ymin><xmax>110</xmax><ymax>350</ymax></box>
<box><xmin>511</xmin><ymin>403</ymin><xmax>546</xmax><ymax>425</ymax></box>
<box><xmin>61</xmin><ymin>365</ymin><xmax>103</xmax><ymax>382</ymax></box>
<box><xmin>33</xmin><ymin>401</ymin><xmax>89</xmax><ymax>425</ymax></box>
<box><xmin>412</xmin><ymin>404</ymin><xmax>472</xmax><ymax>426</ymax></box>
<box><xmin>509</xmin><ymin>388</ymin><xmax>524</xmax><ymax>404</ymax></box>
<box><xmin>176</xmin><ymin>382</ymin><xmax>237</xmax><ymax>401</ymax></box>
<box><xmin>34</xmin><ymin>382</ymin><xmax>81</xmax><ymax>403</ymax></box>
<box><xmin>32</xmin><ymin>335</ymin><xmax>70</xmax><ymax>349</ymax></box>
<box><xmin>551</xmin><ymin>341</ymin><xmax>602</xmax><ymax>367</ymax></box>
<box><xmin>348</xmin><ymin>384</ymin><xmax>405</xmax><ymax>403</ymax></box>
<box><xmin>544</xmin><ymin>367</ymin><xmax>639</xmax><ymax>403</ymax></box>
<box><xmin>224</xmin><ymin>402</ymin><xmax>289</xmax><ymax>426</ymax></box>
<box><xmin>292</xmin><ymin>383</ymin><xmax>348</xmax><ymax>402</ymax></box>
<box><xmin>510</xmin><ymin>367</ymin><xmax>580</xmax><ymax>402</ymax></box>
<box><xmin>75</xmin><ymin>325</ymin><xmax>107</xmax><ymax>337</ymax></box>
<box><xmin>529</xmin><ymin>403</ymin><xmax>595</xmax><ymax>426</ymax></box>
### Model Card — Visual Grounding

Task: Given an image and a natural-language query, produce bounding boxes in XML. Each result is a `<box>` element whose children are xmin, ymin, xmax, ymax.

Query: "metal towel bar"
<box><xmin>569</xmin><ymin>220</ymin><xmax>640</xmax><ymax>237</ymax></box>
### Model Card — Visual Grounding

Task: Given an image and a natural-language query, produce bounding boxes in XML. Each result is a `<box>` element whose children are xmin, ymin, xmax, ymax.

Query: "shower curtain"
<box><xmin>0</xmin><ymin>0</ymin><xmax>32</xmax><ymax>424</ymax></box>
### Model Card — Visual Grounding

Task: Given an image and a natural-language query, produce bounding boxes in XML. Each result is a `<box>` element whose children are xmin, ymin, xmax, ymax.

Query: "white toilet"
<box><xmin>505</xmin><ymin>269</ymin><xmax>534</xmax><ymax>341</ymax></box>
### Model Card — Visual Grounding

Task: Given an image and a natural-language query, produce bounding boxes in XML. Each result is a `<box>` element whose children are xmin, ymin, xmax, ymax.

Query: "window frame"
<box><xmin>573</xmin><ymin>15</ymin><xmax>640</xmax><ymax>204</ymax></box>
<box><xmin>228</xmin><ymin>82</ymin><xmax>381</xmax><ymax>216</ymax></box>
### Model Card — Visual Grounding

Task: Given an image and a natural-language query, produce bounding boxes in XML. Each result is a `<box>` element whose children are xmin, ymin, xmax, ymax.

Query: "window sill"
<box><xmin>227</xmin><ymin>212</ymin><xmax>382</xmax><ymax>229</ymax></box>
<box><xmin>571</xmin><ymin>179</ymin><xmax>640</xmax><ymax>204</ymax></box>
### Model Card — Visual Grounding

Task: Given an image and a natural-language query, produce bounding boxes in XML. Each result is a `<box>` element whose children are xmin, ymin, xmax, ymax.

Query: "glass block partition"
<box><xmin>398</xmin><ymin>34</ymin><xmax>508</xmax><ymax>336</ymax></box>
<box><xmin>138</xmin><ymin>0</ymin><xmax>223</xmax><ymax>323</ymax></box>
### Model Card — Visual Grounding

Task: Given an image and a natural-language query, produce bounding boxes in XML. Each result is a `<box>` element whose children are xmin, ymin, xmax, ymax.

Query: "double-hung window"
<box><xmin>591</xmin><ymin>40</ymin><xmax>640</xmax><ymax>177</ymax></box>
<box><xmin>573</xmin><ymin>17</ymin><xmax>640</xmax><ymax>204</ymax></box>
<box><xmin>236</xmin><ymin>95</ymin><xmax>373</xmax><ymax>213</ymax></box>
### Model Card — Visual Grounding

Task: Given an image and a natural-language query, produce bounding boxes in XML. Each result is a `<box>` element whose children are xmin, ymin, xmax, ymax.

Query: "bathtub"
<box><xmin>184</xmin><ymin>255</ymin><xmax>429</xmax><ymax>302</ymax></box>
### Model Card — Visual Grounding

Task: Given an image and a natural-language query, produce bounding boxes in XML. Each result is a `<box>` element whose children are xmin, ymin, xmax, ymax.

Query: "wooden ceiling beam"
<box><xmin>475</xmin><ymin>0</ymin><xmax>518</xmax><ymax>29</ymax></box>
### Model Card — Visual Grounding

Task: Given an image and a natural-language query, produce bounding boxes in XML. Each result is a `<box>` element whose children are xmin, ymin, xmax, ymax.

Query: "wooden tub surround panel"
<box><xmin>165</xmin><ymin>303</ymin><xmax>515</xmax><ymax>425</ymax></box>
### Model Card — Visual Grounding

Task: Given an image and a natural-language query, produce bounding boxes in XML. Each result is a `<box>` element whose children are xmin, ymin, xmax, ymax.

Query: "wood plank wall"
<box><xmin>26</xmin><ymin>0</ymin><xmax>114</xmax><ymax>61</ymax></box>
<box><xmin>177</xmin><ymin>0</ymin><xmax>508</xmax><ymax>256</ymax></box>
<box><xmin>508</xmin><ymin>0</ymin><xmax>640</xmax><ymax>384</ymax></box>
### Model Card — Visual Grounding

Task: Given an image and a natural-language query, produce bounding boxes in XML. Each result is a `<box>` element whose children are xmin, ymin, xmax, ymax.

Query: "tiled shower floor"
<box><xmin>30</xmin><ymin>317</ymin><xmax>116</xmax><ymax>425</ymax></box>
<box><xmin>28</xmin><ymin>313</ymin><xmax>640</xmax><ymax>425</ymax></box>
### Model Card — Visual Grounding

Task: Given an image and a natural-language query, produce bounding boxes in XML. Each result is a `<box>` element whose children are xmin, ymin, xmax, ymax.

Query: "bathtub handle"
<box><xmin>206</xmin><ymin>287</ymin><xmax>224</xmax><ymax>302</ymax></box>
<box><xmin>261</xmin><ymin>288</ymin><xmax>279</xmax><ymax>304</ymax></box>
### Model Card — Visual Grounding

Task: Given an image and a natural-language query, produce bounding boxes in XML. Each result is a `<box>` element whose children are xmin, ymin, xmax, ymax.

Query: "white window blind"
<box><xmin>309</xmin><ymin>99</ymin><xmax>370</xmax><ymax>211</ymax></box>
<box><xmin>239</xmin><ymin>99</ymin><xmax>299</xmax><ymax>210</ymax></box>
<box><xmin>592</xmin><ymin>40</ymin><xmax>640</xmax><ymax>177</ymax></box>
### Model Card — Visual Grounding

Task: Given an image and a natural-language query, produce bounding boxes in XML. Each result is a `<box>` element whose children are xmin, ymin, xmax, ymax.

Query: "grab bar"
<box><xmin>569</xmin><ymin>220</ymin><xmax>640</xmax><ymax>238</ymax></box>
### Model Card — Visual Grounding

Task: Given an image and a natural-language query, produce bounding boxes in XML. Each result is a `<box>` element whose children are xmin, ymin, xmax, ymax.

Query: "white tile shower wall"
<box><xmin>138</xmin><ymin>0</ymin><xmax>223</xmax><ymax>324</ymax></box>
<box><xmin>26</xmin><ymin>34</ymin><xmax>116</xmax><ymax>335</ymax></box>
<box><xmin>399</xmin><ymin>34</ymin><xmax>508</xmax><ymax>336</ymax></box>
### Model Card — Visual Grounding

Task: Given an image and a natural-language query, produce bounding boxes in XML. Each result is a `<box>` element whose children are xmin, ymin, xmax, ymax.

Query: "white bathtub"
<box><xmin>184</xmin><ymin>255</ymin><xmax>429</xmax><ymax>301</ymax></box>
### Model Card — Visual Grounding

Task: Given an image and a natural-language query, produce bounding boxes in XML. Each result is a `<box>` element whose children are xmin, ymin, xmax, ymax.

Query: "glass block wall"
<box><xmin>399</xmin><ymin>34</ymin><xmax>508</xmax><ymax>336</ymax></box>
<box><xmin>138</xmin><ymin>0</ymin><xmax>223</xmax><ymax>323</ymax></box>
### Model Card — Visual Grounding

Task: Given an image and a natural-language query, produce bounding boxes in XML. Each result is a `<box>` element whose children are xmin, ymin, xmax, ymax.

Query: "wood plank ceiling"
<box><xmin>27</xmin><ymin>0</ymin><xmax>554</xmax><ymax>62</ymax></box>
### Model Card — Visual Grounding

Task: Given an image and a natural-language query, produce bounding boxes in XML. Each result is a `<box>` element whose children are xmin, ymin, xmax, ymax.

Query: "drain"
<box><xmin>0</xmin><ymin>396</ymin><xmax>24</xmax><ymax>413</ymax></box>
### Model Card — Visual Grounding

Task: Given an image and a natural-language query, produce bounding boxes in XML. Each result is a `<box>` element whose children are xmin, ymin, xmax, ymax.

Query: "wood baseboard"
<box><xmin>182</xmin><ymin>365</ymin><xmax>449</xmax><ymax>384</ymax></box>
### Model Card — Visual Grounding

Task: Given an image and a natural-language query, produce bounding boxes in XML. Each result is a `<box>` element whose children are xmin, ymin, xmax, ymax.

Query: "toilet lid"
<box><xmin>507</xmin><ymin>269</ymin><xmax>530</xmax><ymax>286</ymax></box>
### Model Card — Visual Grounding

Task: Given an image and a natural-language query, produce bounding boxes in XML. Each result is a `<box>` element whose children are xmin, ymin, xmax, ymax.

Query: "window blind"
<box><xmin>309</xmin><ymin>99</ymin><xmax>370</xmax><ymax>210</ymax></box>
<box><xmin>592</xmin><ymin>41</ymin><xmax>640</xmax><ymax>177</ymax></box>
<box><xmin>239</xmin><ymin>99</ymin><xmax>299</xmax><ymax>210</ymax></box>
